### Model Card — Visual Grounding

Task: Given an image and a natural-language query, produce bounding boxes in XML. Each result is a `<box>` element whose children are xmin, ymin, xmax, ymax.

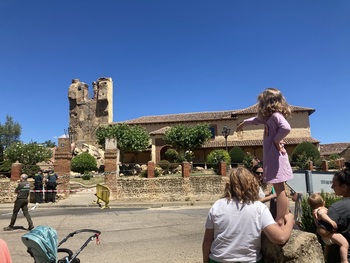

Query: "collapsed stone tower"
<box><xmin>68</xmin><ymin>77</ymin><xmax>113</xmax><ymax>146</ymax></box>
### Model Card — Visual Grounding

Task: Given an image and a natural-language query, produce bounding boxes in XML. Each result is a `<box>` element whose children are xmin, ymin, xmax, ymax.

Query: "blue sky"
<box><xmin>0</xmin><ymin>0</ymin><xmax>349</xmax><ymax>145</ymax></box>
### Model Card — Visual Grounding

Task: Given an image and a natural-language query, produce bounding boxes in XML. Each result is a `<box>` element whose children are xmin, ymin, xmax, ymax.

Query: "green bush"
<box><xmin>229</xmin><ymin>146</ymin><xmax>246</xmax><ymax>164</ymax></box>
<box><xmin>242</xmin><ymin>153</ymin><xmax>255</xmax><ymax>170</ymax></box>
<box><xmin>291</xmin><ymin>142</ymin><xmax>320</xmax><ymax>170</ymax></box>
<box><xmin>164</xmin><ymin>149</ymin><xmax>179</xmax><ymax>163</ymax></box>
<box><xmin>207</xmin><ymin>149</ymin><xmax>231</xmax><ymax>171</ymax></box>
<box><xmin>328</xmin><ymin>154</ymin><xmax>341</xmax><ymax>170</ymax></box>
<box><xmin>71</xmin><ymin>152</ymin><xmax>97</xmax><ymax>174</ymax></box>
<box><xmin>158</xmin><ymin>160</ymin><xmax>171</xmax><ymax>170</ymax></box>
<box><xmin>139</xmin><ymin>169</ymin><xmax>160</xmax><ymax>178</ymax></box>
<box><xmin>82</xmin><ymin>172</ymin><xmax>92</xmax><ymax>180</ymax></box>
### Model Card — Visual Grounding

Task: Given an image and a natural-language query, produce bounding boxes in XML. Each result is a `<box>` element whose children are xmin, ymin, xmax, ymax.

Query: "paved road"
<box><xmin>0</xmin><ymin>196</ymin><xmax>211</xmax><ymax>263</ymax></box>
<box><xmin>0</xmin><ymin>191</ymin><xmax>296</xmax><ymax>263</ymax></box>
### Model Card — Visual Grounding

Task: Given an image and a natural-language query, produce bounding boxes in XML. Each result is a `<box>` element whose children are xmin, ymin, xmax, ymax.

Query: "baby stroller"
<box><xmin>21</xmin><ymin>225</ymin><xmax>101</xmax><ymax>263</ymax></box>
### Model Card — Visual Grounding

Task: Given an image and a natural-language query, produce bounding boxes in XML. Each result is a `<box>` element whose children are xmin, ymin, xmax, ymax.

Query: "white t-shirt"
<box><xmin>205</xmin><ymin>198</ymin><xmax>276</xmax><ymax>262</ymax></box>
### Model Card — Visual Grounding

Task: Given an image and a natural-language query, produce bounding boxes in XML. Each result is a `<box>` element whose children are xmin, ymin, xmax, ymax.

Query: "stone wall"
<box><xmin>113</xmin><ymin>175</ymin><xmax>227</xmax><ymax>201</ymax></box>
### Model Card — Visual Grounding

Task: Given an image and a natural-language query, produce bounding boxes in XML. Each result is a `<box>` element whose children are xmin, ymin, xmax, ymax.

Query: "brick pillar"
<box><xmin>104</xmin><ymin>139</ymin><xmax>119</xmax><ymax>199</ymax></box>
<box><xmin>218</xmin><ymin>161</ymin><xmax>227</xmax><ymax>176</ymax></box>
<box><xmin>10</xmin><ymin>161</ymin><xmax>21</xmax><ymax>181</ymax></box>
<box><xmin>182</xmin><ymin>162</ymin><xmax>191</xmax><ymax>178</ymax></box>
<box><xmin>54</xmin><ymin>138</ymin><xmax>72</xmax><ymax>198</ymax></box>
<box><xmin>321</xmin><ymin>160</ymin><xmax>328</xmax><ymax>172</ymax></box>
<box><xmin>339</xmin><ymin>158</ymin><xmax>345</xmax><ymax>170</ymax></box>
<box><xmin>147</xmin><ymin>161</ymin><xmax>155</xmax><ymax>178</ymax></box>
<box><xmin>308</xmin><ymin>161</ymin><xmax>313</xmax><ymax>171</ymax></box>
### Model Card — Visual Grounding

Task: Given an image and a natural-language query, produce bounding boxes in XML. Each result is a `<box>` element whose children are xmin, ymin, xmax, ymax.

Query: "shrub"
<box><xmin>164</xmin><ymin>149</ymin><xmax>179</xmax><ymax>163</ymax></box>
<box><xmin>82</xmin><ymin>172</ymin><xmax>92</xmax><ymax>180</ymax></box>
<box><xmin>229</xmin><ymin>146</ymin><xmax>246</xmax><ymax>164</ymax></box>
<box><xmin>139</xmin><ymin>169</ymin><xmax>160</xmax><ymax>178</ymax></box>
<box><xmin>328</xmin><ymin>154</ymin><xmax>341</xmax><ymax>170</ymax></box>
<box><xmin>207</xmin><ymin>149</ymin><xmax>231</xmax><ymax>171</ymax></box>
<box><xmin>242</xmin><ymin>153</ymin><xmax>255</xmax><ymax>170</ymax></box>
<box><xmin>291</xmin><ymin>142</ymin><xmax>320</xmax><ymax>170</ymax></box>
<box><xmin>158</xmin><ymin>160</ymin><xmax>171</xmax><ymax>170</ymax></box>
<box><xmin>71</xmin><ymin>152</ymin><xmax>97</xmax><ymax>174</ymax></box>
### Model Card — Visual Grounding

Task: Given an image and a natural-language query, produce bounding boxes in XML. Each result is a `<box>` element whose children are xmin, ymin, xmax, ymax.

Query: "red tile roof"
<box><xmin>116</xmin><ymin>104</ymin><xmax>315</xmax><ymax>125</ymax></box>
<box><xmin>320</xmin><ymin>143</ymin><xmax>350</xmax><ymax>156</ymax></box>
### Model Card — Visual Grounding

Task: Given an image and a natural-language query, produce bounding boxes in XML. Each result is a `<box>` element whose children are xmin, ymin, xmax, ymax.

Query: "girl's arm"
<box><xmin>273</xmin><ymin>113</ymin><xmax>291</xmax><ymax>143</ymax></box>
<box><xmin>236</xmin><ymin>117</ymin><xmax>264</xmax><ymax>132</ymax></box>
<box><xmin>264</xmin><ymin>213</ymin><xmax>294</xmax><ymax>244</ymax></box>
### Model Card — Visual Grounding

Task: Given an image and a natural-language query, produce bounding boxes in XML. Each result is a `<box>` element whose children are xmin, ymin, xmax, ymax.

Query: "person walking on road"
<box><xmin>3</xmin><ymin>174</ymin><xmax>34</xmax><ymax>231</ymax></box>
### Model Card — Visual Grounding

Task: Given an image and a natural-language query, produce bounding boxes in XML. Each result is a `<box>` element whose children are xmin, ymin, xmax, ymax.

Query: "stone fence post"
<box><xmin>321</xmin><ymin>160</ymin><xmax>328</xmax><ymax>172</ymax></box>
<box><xmin>10</xmin><ymin>161</ymin><xmax>21</xmax><ymax>181</ymax></box>
<box><xmin>54</xmin><ymin>138</ymin><xmax>72</xmax><ymax>198</ymax></box>
<box><xmin>104</xmin><ymin>138</ymin><xmax>119</xmax><ymax>200</ymax></box>
<box><xmin>218</xmin><ymin>161</ymin><xmax>227</xmax><ymax>176</ymax></box>
<box><xmin>147</xmin><ymin>161</ymin><xmax>155</xmax><ymax>178</ymax></box>
<box><xmin>182</xmin><ymin>162</ymin><xmax>191</xmax><ymax>177</ymax></box>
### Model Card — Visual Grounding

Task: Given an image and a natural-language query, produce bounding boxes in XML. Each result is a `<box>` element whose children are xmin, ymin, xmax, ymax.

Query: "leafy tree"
<box><xmin>164</xmin><ymin>124</ymin><xmax>212</xmax><ymax>154</ymax></box>
<box><xmin>0</xmin><ymin>115</ymin><xmax>21</xmax><ymax>162</ymax></box>
<box><xmin>4</xmin><ymin>141</ymin><xmax>52</xmax><ymax>176</ymax></box>
<box><xmin>96</xmin><ymin>123</ymin><xmax>150</xmax><ymax>162</ymax></box>
<box><xmin>291</xmin><ymin>142</ymin><xmax>320</xmax><ymax>170</ymax></box>
<box><xmin>229</xmin><ymin>146</ymin><xmax>246</xmax><ymax>164</ymax></box>
<box><xmin>328</xmin><ymin>153</ymin><xmax>341</xmax><ymax>169</ymax></box>
<box><xmin>71</xmin><ymin>152</ymin><xmax>97</xmax><ymax>174</ymax></box>
<box><xmin>42</xmin><ymin>140</ymin><xmax>56</xmax><ymax>148</ymax></box>
<box><xmin>206</xmin><ymin>149</ymin><xmax>231</xmax><ymax>171</ymax></box>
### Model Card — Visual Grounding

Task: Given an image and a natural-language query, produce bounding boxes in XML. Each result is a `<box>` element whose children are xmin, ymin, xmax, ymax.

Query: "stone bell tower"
<box><xmin>68</xmin><ymin>77</ymin><xmax>113</xmax><ymax>146</ymax></box>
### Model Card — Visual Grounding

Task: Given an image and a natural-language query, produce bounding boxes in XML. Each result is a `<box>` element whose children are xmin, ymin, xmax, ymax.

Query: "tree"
<box><xmin>164</xmin><ymin>124</ymin><xmax>212</xmax><ymax>154</ymax></box>
<box><xmin>4</xmin><ymin>141</ymin><xmax>52</xmax><ymax>176</ymax></box>
<box><xmin>229</xmin><ymin>146</ymin><xmax>246</xmax><ymax>165</ymax></box>
<box><xmin>206</xmin><ymin>149</ymin><xmax>231</xmax><ymax>171</ymax></box>
<box><xmin>0</xmin><ymin>115</ymin><xmax>21</xmax><ymax>162</ymax></box>
<box><xmin>71</xmin><ymin>152</ymin><xmax>97</xmax><ymax>174</ymax></box>
<box><xmin>42</xmin><ymin>140</ymin><xmax>56</xmax><ymax>148</ymax></box>
<box><xmin>96</xmin><ymin>123</ymin><xmax>150</xmax><ymax>162</ymax></box>
<box><xmin>291</xmin><ymin>142</ymin><xmax>320</xmax><ymax>170</ymax></box>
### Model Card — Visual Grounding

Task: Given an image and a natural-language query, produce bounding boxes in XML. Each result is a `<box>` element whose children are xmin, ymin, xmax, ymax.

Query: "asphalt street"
<box><xmin>0</xmin><ymin>191</ymin><xmax>296</xmax><ymax>263</ymax></box>
<box><xmin>0</xmin><ymin>192</ymin><xmax>213</xmax><ymax>263</ymax></box>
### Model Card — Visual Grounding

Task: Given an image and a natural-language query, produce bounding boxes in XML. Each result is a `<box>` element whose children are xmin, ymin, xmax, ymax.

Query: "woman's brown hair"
<box><xmin>223</xmin><ymin>166</ymin><xmax>259</xmax><ymax>203</ymax></box>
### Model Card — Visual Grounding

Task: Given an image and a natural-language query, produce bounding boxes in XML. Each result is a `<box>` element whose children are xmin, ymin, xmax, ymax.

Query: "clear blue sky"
<box><xmin>0</xmin><ymin>1</ymin><xmax>349</xmax><ymax>145</ymax></box>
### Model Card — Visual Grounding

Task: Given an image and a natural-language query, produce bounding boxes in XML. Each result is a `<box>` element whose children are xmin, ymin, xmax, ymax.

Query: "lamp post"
<box><xmin>222</xmin><ymin>125</ymin><xmax>230</xmax><ymax>152</ymax></box>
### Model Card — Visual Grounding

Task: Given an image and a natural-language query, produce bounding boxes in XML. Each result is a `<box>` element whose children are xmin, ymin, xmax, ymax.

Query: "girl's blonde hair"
<box><xmin>223</xmin><ymin>166</ymin><xmax>259</xmax><ymax>203</ymax></box>
<box><xmin>257</xmin><ymin>88</ymin><xmax>291</xmax><ymax>120</ymax></box>
<box><xmin>307</xmin><ymin>193</ymin><xmax>325</xmax><ymax>209</ymax></box>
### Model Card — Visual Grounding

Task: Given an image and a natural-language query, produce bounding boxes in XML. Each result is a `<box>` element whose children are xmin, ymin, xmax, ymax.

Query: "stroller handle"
<box><xmin>58</xmin><ymin>229</ymin><xmax>101</xmax><ymax>247</ymax></box>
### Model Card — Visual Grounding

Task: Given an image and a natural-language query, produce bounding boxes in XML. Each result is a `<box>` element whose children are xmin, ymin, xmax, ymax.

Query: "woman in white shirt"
<box><xmin>202</xmin><ymin>166</ymin><xmax>294</xmax><ymax>263</ymax></box>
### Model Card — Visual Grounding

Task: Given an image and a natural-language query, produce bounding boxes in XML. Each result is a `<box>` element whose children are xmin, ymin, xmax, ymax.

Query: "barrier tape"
<box><xmin>0</xmin><ymin>188</ymin><xmax>111</xmax><ymax>193</ymax></box>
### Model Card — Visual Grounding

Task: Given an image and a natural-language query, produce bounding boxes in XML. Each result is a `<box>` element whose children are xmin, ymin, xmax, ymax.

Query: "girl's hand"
<box><xmin>275</xmin><ymin>141</ymin><xmax>286</xmax><ymax>154</ymax></box>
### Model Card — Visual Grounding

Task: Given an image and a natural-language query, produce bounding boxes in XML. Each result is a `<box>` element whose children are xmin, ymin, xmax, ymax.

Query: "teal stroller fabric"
<box><xmin>22</xmin><ymin>225</ymin><xmax>58</xmax><ymax>263</ymax></box>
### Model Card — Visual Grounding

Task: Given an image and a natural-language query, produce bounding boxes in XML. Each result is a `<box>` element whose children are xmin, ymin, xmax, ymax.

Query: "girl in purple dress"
<box><xmin>236</xmin><ymin>88</ymin><xmax>293</xmax><ymax>225</ymax></box>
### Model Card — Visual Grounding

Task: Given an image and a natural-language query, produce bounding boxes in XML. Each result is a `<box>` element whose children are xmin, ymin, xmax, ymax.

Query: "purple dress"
<box><xmin>243</xmin><ymin>112</ymin><xmax>293</xmax><ymax>184</ymax></box>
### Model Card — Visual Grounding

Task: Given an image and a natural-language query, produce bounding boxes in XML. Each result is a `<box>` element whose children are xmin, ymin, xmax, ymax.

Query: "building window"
<box><xmin>209</xmin><ymin>126</ymin><xmax>216</xmax><ymax>138</ymax></box>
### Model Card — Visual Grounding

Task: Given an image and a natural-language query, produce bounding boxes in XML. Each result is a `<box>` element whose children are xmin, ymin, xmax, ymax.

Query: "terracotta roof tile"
<box><xmin>320</xmin><ymin>143</ymin><xmax>350</xmax><ymax>155</ymax></box>
<box><xmin>201</xmin><ymin>137</ymin><xmax>319</xmax><ymax>148</ymax></box>
<box><xmin>116</xmin><ymin>104</ymin><xmax>315</xmax><ymax>125</ymax></box>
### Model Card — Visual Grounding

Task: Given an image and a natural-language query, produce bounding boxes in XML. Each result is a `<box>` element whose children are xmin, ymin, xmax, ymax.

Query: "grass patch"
<box><xmin>70</xmin><ymin>176</ymin><xmax>104</xmax><ymax>186</ymax></box>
